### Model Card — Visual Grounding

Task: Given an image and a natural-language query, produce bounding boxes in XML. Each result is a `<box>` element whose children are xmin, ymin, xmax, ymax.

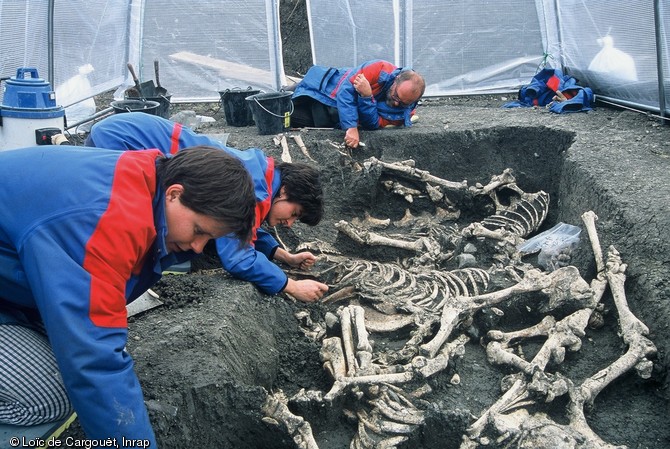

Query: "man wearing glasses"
<box><xmin>290</xmin><ymin>59</ymin><xmax>425</xmax><ymax>148</ymax></box>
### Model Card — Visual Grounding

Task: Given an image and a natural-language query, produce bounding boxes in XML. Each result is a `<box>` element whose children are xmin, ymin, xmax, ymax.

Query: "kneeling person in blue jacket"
<box><xmin>86</xmin><ymin>113</ymin><xmax>329</xmax><ymax>303</ymax></box>
<box><xmin>0</xmin><ymin>146</ymin><xmax>256</xmax><ymax>446</ymax></box>
<box><xmin>290</xmin><ymin>59</ymin><xmax>425</xmax><ymax>148</ymax></box>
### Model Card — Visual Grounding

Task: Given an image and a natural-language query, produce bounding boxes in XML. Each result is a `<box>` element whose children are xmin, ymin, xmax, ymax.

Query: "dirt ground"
<box><xmin>63</xmin><ymin>1</ymin><xmax>670</xmax><ymax>448</ymax></box>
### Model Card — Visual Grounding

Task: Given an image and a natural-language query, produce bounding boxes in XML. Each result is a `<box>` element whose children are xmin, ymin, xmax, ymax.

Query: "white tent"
<box><xmin>0</xmin><ymin>0</ymin><xmax>667</xmax><ymax>118</ymax></box>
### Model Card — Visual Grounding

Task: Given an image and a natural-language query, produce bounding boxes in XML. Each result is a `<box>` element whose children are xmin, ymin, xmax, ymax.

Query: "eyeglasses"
<box><xmin>387</xmin><ymin>82</ymin><xmax>415</xmax><ymax>108</ymax></box>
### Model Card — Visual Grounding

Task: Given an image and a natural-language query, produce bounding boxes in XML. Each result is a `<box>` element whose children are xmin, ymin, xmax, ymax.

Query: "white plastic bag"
<box><xmin>588</xmin><ymin>35</ymin><xmax>638</xmax><ymax>82</ymax></box>
<box><xmin>518</xmin><ymin>222</ymin><xmax>582</xmax><ymax>271</ymax></box>
<box><xmin>55</xmin><ymin>64</ymin><xmax>97</xmax><ymax>132</ymax></box>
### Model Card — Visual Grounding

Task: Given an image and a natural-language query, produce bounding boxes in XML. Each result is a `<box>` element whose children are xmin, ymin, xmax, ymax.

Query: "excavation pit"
<box><xmin>63</xmin><ymin>100</ymin><xmax>669</xmax><ymax>449</ymax></box>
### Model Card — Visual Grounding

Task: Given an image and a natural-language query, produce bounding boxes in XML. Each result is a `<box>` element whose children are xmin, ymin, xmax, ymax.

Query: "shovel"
<box><xmin>127</xmin><ymin>62</ymin><xmax>156</xmax><ymax>98</ymax></box>
<box><xmin>154</xmin><ymin>59</ymin><xmax>168</xmax><ymax>96</ymax></box>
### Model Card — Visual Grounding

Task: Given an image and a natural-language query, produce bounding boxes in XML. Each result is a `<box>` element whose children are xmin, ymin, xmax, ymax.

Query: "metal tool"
<box><xmin>154</xmin><ymin>59</ymin><xmax>168</xmax><ymax>96</ymax></box>
<box><xmin>126</xmin><ymin>62</ymin><xmax>156</xmax><ymax>97</ymax></box>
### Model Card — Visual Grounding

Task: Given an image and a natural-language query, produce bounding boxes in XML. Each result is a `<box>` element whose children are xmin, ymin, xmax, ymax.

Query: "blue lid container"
<box><xmin>1</xmin><ymin>67</ymin><xmax>64</xmax><ymax>119</ymax></box>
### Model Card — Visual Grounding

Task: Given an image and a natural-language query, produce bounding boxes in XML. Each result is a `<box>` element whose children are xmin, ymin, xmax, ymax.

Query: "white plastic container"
<box><xmin>0</xmin><ymin>67</ymin><xmax>65</xmax><ymax>151</ymax></box>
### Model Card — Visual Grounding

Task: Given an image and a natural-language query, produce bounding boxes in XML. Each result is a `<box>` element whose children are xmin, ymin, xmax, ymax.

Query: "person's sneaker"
<box><xmin>411</xmin><ymin>114</ymin><xmax>420</xmax><ymax>123</ymax></box>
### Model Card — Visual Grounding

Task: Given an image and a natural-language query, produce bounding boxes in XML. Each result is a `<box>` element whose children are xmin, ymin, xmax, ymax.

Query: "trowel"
<box><xmin>126</xmin><ymin>62</ymin><xmax>156</xmax><ymax>98</ymax></box>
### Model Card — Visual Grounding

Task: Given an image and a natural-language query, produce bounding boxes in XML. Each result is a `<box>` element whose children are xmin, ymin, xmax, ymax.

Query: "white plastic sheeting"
<box><xmin>0</xmin><ymin>0</ymin><xmax>129</xmax><ymax>107</ymax></box>
<box><xmin>306</xmin><ymin>0</ymin><xmax>669</xmax><ymax>113</ymax></box>
<box><xmin>0</xmin><ymin>0</ymin><xmax>284</xmax><ymax>111</ymax></box>
<box><xmin>555</xmin><ymin>0</ymin><xmax>668</xmax><ymax>112</ymax></box>
<box><xmin>0</xmin><ymin>1</ymin><xmax>668</xmax><ymax>116</ymax></box>
<box><xmin>306</xmin><ymin>0</ymin><xmax>550</xmax><ymax>95</ymax></box>
<box><xmin>130</xmin><ymin>0</ymin><xmax>286</xmax><ymax>102</ymax></box>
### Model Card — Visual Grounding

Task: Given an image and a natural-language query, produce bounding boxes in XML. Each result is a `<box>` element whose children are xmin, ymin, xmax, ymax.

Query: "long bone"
<box><xmin>419</xmin><ymin>305</ymin><xmax>462</xmax><ymax>358</ymax></box>
<box><xmin>351</xmin><ymin>305</ymin><xmax>373</xmax><ymax>352</ymax></box>
<box><xmin>566</xmin><ymin>249</ymin><xmax>657</xmax><ymax>442</ymax></box>
<box><xmin>581</xmin><ymin>211</ymin><xmax>605</xmax><ymax>273</ymax></box>
<box><xmin>336</xmin><ymin>220</ymin><xmax>428</xmax><ymax>253</ymax></box>
<box><xmin>364</xmin><ymin>157</ymin><xmax>468</xmax><ymax>192</ymax></box>
<box><xmin>339</xmin><ymin>306</ymin><xmax>359</xmax><ymax>377</ymax></box>
<box><xmin>351</xmin><ymin>212</ymin><xmax>391</xmax><ymax>229</ymax></box>
<box><xmin>464</xmin><ymin>266</ymin><xmax>590</xmax><ymax>310</ymax></box>
<box><xmin>462</xmin><ymin>222</ymin><xmax>521</xmax><ymax>246</ymax></box>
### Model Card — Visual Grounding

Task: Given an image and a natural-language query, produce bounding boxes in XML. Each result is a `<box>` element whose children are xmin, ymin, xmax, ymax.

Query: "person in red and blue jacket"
<box><xmin>0</xmin><ymin>146</ymin><xmax>256</xmax><ymax>446</ymax></box>
<box><xmin>86</xmin><ymin>113</ymin><xmax>328</xmax><ymax>303</ymax></box>
<box><xmin>290</xmin><ymin>59</ymin><xmax>425</xmax><ymax>148</ymax></box>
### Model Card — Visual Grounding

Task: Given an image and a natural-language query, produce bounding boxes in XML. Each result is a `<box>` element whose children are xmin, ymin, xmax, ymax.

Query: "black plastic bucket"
<box><xmin>246</xmin><ymin>91</ymin><xmax>294</xmax><ymax>135</ymax></box>
<box><xmin>143</xmin><ymin>95</ymin><xmax>172</xmax><ymax>119</ymax></box>
<box><xmin>111</xmin><ymin>99</ymin><xmax>160</xmax><ymax>115</ymax></box>
<box><xmin>219</xmin><ymin>87</ymin><xmax>260</xmax><ymax>127</ymax></box>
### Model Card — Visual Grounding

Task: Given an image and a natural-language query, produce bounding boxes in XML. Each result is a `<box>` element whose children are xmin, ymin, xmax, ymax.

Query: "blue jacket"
<box><xmin>292</xmin><ymin>59</ymin><xmax>418</xmax><ymax>130</ymax></box>
<box><xmin>0</xmin><ymin>146</ymin><xmax>189</xmax><ymax>446</ymax></box>
<box><xmin>88</xmin><ymin>113</ymin><xmax>289</xmax><ymax>294</ymax></box>
<box><xmin>502</xmin><ymin>68</ymin><xmax>594</xmax><ymax>113</ymax></box>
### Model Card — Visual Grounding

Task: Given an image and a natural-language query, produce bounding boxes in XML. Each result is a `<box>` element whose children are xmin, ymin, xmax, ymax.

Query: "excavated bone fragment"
<box><xmin>488</xmin><ymin>315</ymin><xmax>556</xmax><ymax>347</ymax></box>
<box><xmin>358</xmin><ymin>408</ymin><xmax>418</xmax><ymax>436</ymax></box>
<box><xmin>351</xmin><ymin>212</ymin><xmax>391</xmax><ymax>229</ymax></box>
<box><xmin>364</xmin><ymin>157</ymin><xmax>468</xmax><ymax>191</ymax></box>
<box><xmin>419</xmin><ymin>305</ymin><xmax>461</xmax><ymax>358</ymax></box>
<box><xmin>322</xmin><ymin>285</ymin><xmax>357</xmax><ymax>304</ymax></box>
<box><xmin>324</xmin><ymin>372</ymin><xmax>415</xmax><ymax>402</ymax></box>
<box><xmin>381</xmin><ymin>180</ymin><xmax>423</xmax><ymax>202</ymax></box>
<box><xmin>320</xmin><ymin>336</ymin><xmax>347</xmax><ymax>380</ymax></box>
<box><xmin>290</xmin><ymin>134</ymin><xmax>316</xmax><ymax>162</ymax></box>
<box><xmin>336</xmin><ymin>220</ymin><xmax>427</xmax><ymax>252</ymax></box>
<box><xmin>295</xmin><ymin>238</ymin><xmax>342</xmax><ymax>255</ymax></box>
<box><xmin>581</xmin><ymin>211</ymin><xmax>605</xmax><ymax>273</ymax></box>
<box><xmin>357</xmin><ymin>351</ymin><xmax>376</xmax><ymax>375</ymax></box>
<box><xmin>392</xmin><ymin>209</ymin><xmax>416</xmax><ymax>227</ymax></box>
<box><xmin>479</xmin><ymin>191</ymin><xmax>549</xmax><ymax>237</ymax></box>
<box><xmin>339</xmin><ymin>306</ymin><xmax>359</xmax><ymax>377</ymax></box>
<box><xmin>351</xmin><ymin>305</ymin><xmax>373</xmax><ymax>352</ymax></box>
<box><xmin>363</xmin><ymin>309</ymin><xmax>415</xmax><ymax>333</ymax></box>
<box><xmin>416</xmin><ymin>334</ymin><xmax>469</xmax><ymax>378</ymax></box>
<box><xmin>262</xmin><ymin>390</ymin><xmax>319</xmax><ymax>449</ymax></box>
<box><xmin>376</xmin><ymin>436</ymin><xmax>409</xmax><ymax>449</ymax></box>
<box><xmin>469</xmin><ymin>168</ymin><xmax>518</xmax><ymax>197</ymax></box>
<box><xmin>369</xmin><ymin>397</ymin><xmax>425</xmax><ymax>425</ymax></box>
<box><xmin>462</xmin><ymin>222</ymin><xmax>521</xmax><ymax>246</ymax></box>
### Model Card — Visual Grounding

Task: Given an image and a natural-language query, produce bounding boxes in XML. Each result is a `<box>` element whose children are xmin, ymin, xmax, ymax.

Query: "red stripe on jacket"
<box><xmin>546</xmin><ymin>75</ymin><xmax>561</xmax><ymax>92</ymax></box>
<box><xmin>330</xmin><ymin>69</ymin><xmax>352</xmax><ymax>99</ymax></box>
<box><xmin>251</xmin><ymin>157</ymin><xmax>275</xmax><ymax>245</ymax></box>
<box><xmin>84</xmin><ymin>150</ymin><xmax>161</xmax><ymax>328</ymax></box>
<box><xmin>170</xmin><ymin>122</ymin><xmax>183</xmax><ymax>154</ymax></box>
